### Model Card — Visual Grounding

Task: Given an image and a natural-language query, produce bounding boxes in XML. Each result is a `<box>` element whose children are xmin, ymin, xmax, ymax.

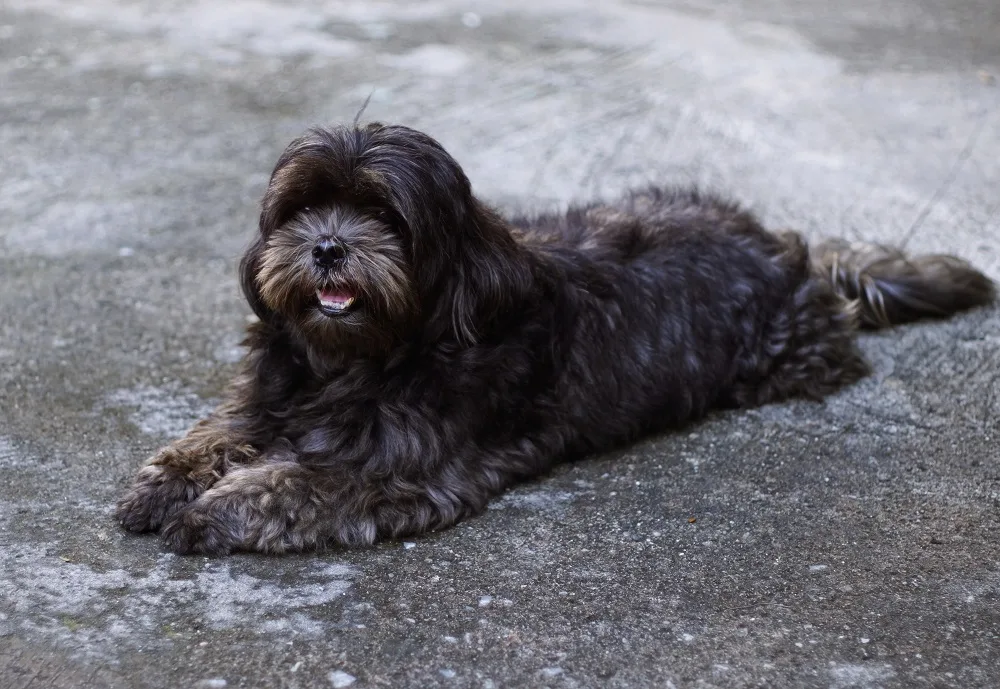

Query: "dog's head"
<box><xmin>240</xmin><ymin>123</ymin><xmax>530</xmax><ymax>355</ymax></box>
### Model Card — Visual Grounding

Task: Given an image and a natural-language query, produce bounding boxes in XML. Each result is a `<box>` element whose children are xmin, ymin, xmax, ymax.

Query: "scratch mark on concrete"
<box><xmin>900</xmin><ymin>112</ymin><xmax>989</xmax><ymax>248</ymax></box>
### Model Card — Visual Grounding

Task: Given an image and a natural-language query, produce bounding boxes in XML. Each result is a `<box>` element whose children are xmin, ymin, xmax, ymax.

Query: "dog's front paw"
<box><xmin>160</xmin><ymin>499</ymin><xmax>245</xmax><ymax>556</ymax></box>
<box><xmin>116</xmin><ymin>465</ymin><xmax>204</xmax><ymax>533</ymax></box>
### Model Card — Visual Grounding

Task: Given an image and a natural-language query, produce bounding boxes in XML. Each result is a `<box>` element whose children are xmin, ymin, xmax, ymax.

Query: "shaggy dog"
<box><xmin>116</xmin><ymin>123</ymin><xmax>995</xmax><ymax>555</ymax></box>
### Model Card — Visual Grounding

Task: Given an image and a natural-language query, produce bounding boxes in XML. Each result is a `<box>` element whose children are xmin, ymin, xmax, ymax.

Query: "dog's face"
<box><xmin>254</xmin><ymin>202</ymin><xmax>417</xmax><ymax>350</ymax></box>
<box><xmin>240</xmin><ymin>122</ymin><xmax>531</xmax><ymax>356</ymax></box>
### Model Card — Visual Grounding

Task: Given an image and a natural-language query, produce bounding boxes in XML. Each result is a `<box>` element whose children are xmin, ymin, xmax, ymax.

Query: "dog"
<box><xmin>116</xmin><ymin>122</ymin><xmax>996</xmax><ymax>555</ymax></box>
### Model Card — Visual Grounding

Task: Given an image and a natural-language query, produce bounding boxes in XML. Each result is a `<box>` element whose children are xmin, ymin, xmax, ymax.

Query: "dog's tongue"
<box><xmin>317</xmin><ymin>288</ymin><xmax>355</xmax><ymax>310</ymax></box>
<box><xmin>318</xmin><ymin>288</ymin><xmax>353</xmax><ymax>303</ymax></box>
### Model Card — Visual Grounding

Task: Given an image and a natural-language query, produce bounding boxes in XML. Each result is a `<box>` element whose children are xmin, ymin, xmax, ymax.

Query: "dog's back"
<box><xmin>509</xmin><ymin>185</ymin><xmax>994</xmax><ymax>440</ymax></box>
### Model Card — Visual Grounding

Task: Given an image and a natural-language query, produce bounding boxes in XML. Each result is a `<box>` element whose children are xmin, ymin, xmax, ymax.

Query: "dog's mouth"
<box><xmin>316</xmin><ymin>288</ymin><xmax>359</xmax><ymax>317</ymax></box>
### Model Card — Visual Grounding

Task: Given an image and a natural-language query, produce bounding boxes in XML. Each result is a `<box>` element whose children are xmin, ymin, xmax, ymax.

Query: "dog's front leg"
<box><xmin>159</xmin><ymin>460</ymin><xmax>482</xmax><ymax>555</ymax></box>
<box><xmin>116</xmin><ymin>401</ymin><xmax>261</xmax><ymax>533</ymax></box>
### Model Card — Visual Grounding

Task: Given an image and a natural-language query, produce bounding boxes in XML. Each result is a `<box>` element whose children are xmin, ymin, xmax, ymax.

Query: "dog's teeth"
<box><xmin>317</xmin><ymin>291</ymin><xmax>355</xmax><ymax>312</ymax></box>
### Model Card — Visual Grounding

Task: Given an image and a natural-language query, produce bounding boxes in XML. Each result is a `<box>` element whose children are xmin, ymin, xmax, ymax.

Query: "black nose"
<box><xmin>312</xmin><ymin>239</ymin><xmax>347</xmax><ymax>268</ymax></box>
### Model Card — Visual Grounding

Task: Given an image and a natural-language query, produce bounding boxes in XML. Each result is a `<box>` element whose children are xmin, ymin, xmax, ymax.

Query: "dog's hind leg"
<box><xmin>730</xmin><ymin>278</ymin><xmax>869</xmax><ymax>407</ymax></box>
<box><xmin>728</xmin><ymin>233</ymin><xmax>995</xmax><ymax>408</ymax></box>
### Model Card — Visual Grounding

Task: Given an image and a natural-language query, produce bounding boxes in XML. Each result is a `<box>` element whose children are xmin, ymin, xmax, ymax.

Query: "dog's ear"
<box><xmin>239</xmin><ymin>232</ymin><xmax>271</xmax><ymax>322</ymax></box>
<box><xmin>443</xmin><ymin>206</ymin><xmax>534</xmax><ymax>346</ymax></box>
<box><xmin>240</xmin><ymin>161</ymin><xmax>292</xmax><ymax>324</ymax></box>
<box><xmin>358</xmin><ymin>124</ymin><xmax>533</xmax><ymax>345</ymax></box>
<box><xmin>241</xmin><ymin>131</ymin><xmax>341</xmax><ymax>324</ymax></box>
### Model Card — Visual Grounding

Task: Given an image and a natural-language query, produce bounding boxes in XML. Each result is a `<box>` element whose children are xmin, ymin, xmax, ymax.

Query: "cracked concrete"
<box><xmin>1</xmin><ymin>0</ymin><xmax>999</xmax><ymax>687</ymax></box>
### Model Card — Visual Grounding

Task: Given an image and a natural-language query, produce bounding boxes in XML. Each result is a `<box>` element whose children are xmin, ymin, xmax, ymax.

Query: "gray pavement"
<box><xmin>1</xmin><ymin>0</ymin><xmax>999</xmax><ymax>687</ymax></box>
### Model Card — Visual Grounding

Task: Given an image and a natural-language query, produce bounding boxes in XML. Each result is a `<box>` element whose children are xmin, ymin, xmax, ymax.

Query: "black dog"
<box><xmin>116</xmin><ymin>123</ymin><xmax>995</xmax><ymax>555</ymax></box>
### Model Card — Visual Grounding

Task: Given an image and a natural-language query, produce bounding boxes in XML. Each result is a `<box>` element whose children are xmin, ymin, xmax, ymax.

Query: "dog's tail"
<box><xmin>811</xmin><ymin>238</ymin><xmax>995</xmax><ymax>329</ymax></box>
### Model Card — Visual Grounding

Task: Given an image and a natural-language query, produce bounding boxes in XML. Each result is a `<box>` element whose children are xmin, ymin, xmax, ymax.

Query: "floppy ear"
<box><xmin>239</xmin><ymin>232</ymin><xmax>271</xmax><ymax>322</ymax></box>
<box><xmin>443</xmin><ymin>204</ymin><xmax>534</xmax><ymax>346</ymax></box>
<box><xmin>355</xmin><ymin>124</ymin><xmax>534</xmax><ymax>346</ymax></box>
<box><xmin>240</xmin><ymin>130</ymin><xmax>339</xmax><ymax>325</ymax></box>
<box><xmin>240</xmin><ymin>151</ymin><xmax>301</xmax><ymax>324</ymax></box>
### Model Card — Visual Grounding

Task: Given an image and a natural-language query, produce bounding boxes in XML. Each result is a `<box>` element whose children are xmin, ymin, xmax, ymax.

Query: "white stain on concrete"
<box><xmin>829</xmin><ymin>663</ymin><xmax>896</xmax><ymax>689</ymax></box>
<box><xmin>494</xmin><ymin>489</ymin><xmax>576</xmax><ymax>511</ymax></box>
<box><xmin>105</xmin><ymin>382</ymin><xmax>216</xmax><ymax>438</ymax></box>
<box><xmin>5</xmin><ymin>199</ymin><xmax>176</xmax><ymax>257</ymax></box>
<box><xmin>0</xmin><ymin>545</ymin><xmax>356</xmax><ymax>660</ymax></box>
<box><xmin>4</xmin><ymin>0</ymin><xmax>463</xmax><ymax>72</ymax></box>
<box><xmin>328</xmin><ymin>670</ymin><xmax>357</xmax><ymax>687</ymax></box>
<box><xmin>0</xmin><ymin>436</ymin><xmax>33</xmax><ymax>469</ymax></box>
<box><xmin>379</xmin><ymin>44</ymin><xmax>470</xmax><ymax>76</ymax></box>
<box><xmin>7</xmin><ymin>0</ymin><xmax>358</xmax><ymax>61</ymax></box>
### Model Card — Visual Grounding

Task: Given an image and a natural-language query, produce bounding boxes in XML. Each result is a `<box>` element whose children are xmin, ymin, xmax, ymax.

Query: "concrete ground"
<box><xmin>1</xmin><ymin>0</ymin><xmax>999</xmax><ymax>686</ymax></box>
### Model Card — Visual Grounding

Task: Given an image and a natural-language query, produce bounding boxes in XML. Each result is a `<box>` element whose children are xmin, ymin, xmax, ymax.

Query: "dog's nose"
<box><xmin>312</xmin><ymin>239</ymin><xmax>347</xmax><ymax>268</ymax></box>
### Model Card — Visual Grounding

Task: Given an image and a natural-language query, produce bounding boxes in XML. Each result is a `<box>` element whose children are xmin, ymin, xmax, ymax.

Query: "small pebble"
<box><xmin>478</xmin><ymin>595</ymin><xmax>493</xmax><ymax>607</ymax></box>
<box><xmin>403</xmin><ymin>541</ymin><xmax>416</xmax><ymax>549</ymax></box>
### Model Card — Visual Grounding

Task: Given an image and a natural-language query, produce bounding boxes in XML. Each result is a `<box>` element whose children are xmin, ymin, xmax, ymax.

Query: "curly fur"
<box><xmin>116</xmin><ymin>122</ymin><xmax>996</xmax><ymax>555</ymax></box>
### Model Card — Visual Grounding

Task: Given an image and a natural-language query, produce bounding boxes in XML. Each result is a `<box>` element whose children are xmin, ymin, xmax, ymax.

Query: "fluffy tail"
<box><xmin>811</xmin><ymin>238</ymin><xmax>995</xmax><ymax>329</ymax></box>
